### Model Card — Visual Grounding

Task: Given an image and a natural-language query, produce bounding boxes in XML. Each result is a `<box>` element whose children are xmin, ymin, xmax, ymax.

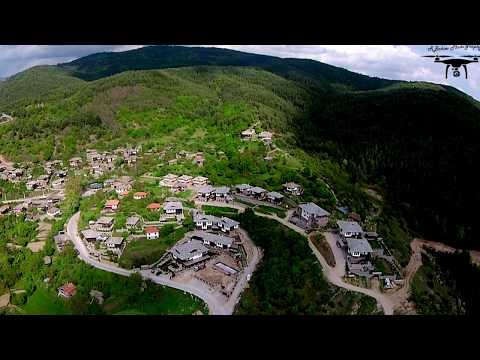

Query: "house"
<box><xmin>283</xmin><ymin>182</ymin><xmax>303</xmax><ymax>196</ymax></box>
<box><xmin>249</xmin><ymin>186</ymin><xmax>267</xmax><ymax>200</ymax></box>
<box><xmin>235</xmin><ymin>184</ymin><xmax>251</xmax><ymax>194</ymax></box>
<box><xmin>296</xmin><ymin>202</ymin><xmax>330</xmax><ymax>227</ymax></box>
<box><xmin>13</xmin><ymin>203</ymin><xmax>28</xmax><ymax>215</ymax></box>
<box><xmin>218</xmin><ymin>217</ymin><xmax>240</xmax><ymax>233</ymax></box>
<box><xmin>163</xmin><ymin>201</ymin><xmax>183</xmax><ymax>215</ymax></box>
<box><xmin>95</xmin><ymin>217</ymin><xmax>115</xmax><ymax>232</ymax></box>
<box><xmin>213</xmin><ymin>186</ymin><xmax>230</xmax><ymax>201</ymax></box>
<box><xmin>194</xmin><ymin>213</ymin><xmax>220</xmax><ymax>230</ymax></box>
<box><xmin>266</xmin><ymin>191</ymin><xmax>284</xmax><ymax>204</ymax></box>
<box><xmin>115</xmin><ymin>185</ymin><xmax>132</xmax><ymax>196</ymax></box>
<box><xmin>349</xmin><ymin>212</ymin><xmax>362</xmax><ymax>223</ymax></box>
<box><xmin>169</xmin><ymin>239</ymin><xmax>209</xmax><ymax>262</ymax></box>
<box><xmin>258</xmin><ymin>131</ymin><xmax>273</xmax><ymax>143</ymax></box>
<box><xmin>54</xmin><ymin>232</ymin><xmax>69</xmax><ymax>251</ymax></box>
<box><xmin>364</xmin><ymin>231</ymin><xmax>379</xmax><ymax>240</ymax></box>
<box><xmin>192</xmin><ymin>153</ymin><xmax>205</xmax><ymax>167</ymax></box>
<box><xmin>126</xmin><ymin>216</ymin><xmax>142</xmax><ymax>231</ymax></box>
<box><xmin>0</xmin><ymin>204</ymin><xmax>11</xmax><ymax>215</ymax></box>
<box><xmin>346</xmin><ymin>237</ymin><xmax>373</xmax><ymax>258</ymax></box>
<box><xmin>89</xmin><ymin>182</ymin><xmax>103</xmax><ymax>190</ymax></box>
<box><xmin>58</xmin><ymin>283</ymin><xmax>77</xmax><ymax>298</ymax></box>
<box><xmin>51</xmin><ymin>178</ymin><xmax>66</xmax><ymax>190</ymax></box>
<box><xmin>133</xmin><ymin>192</ymin><xmax>148</xmax><ymax>200</ymax></box>
<box><xmin>337</xmin><ymin>220</ymin><xmax>363</xmax><ymax>240</ymax></box>
<box><xmin>89</xmin><ymin>290</ymin><xmax>104</xmax><ymax>305</ymax></box>
<box><xmin>160</xmin><ymin>173</ymin><xmax>178</xmax><ymax>188</ymax></box>
<box><xmin>145</xmin><ymin>226</ymin><xmax>160</xmax><ymax>240</ymax></box>
<box><xmin>168</xmin><ymin>159</ymin><xmax>178</xmax><ymax>166</ymax></box>
<box><xmin>177</xmin><ymin>175</ymin><xmax>193</xmax><ymax>188</ymax></box>
<box><xmin>46</xmin><ymin>207</ymin><xmax>62</xmax><ymax>218</ymax></box>
<box><xmin>147</xmin><ymin>203</ymin><xmax>162</xmax><ymax>212</ymax></box>
<box><xmin>241</xmin><ymin>128</ymin><xmax>255</xmax><ymax>140</ymax></box>
<box><xmin>81</xmin><ymin>229</ymin><xmax>101</xmax><ymax>242</ymax></box>
<box><xmin>105</xmin><ymin>236</ymin><xmax>124</xmax><ymax>249</ymax></box>
<box><xmin>69</xmin><ymin>157</ymin><xmax>82</xmax><ymax>168</ymax></box>
<box><xmin>105</xmin><ymin>199</ymin><xmax>120</xmax><ymax>211</ymax></box>
<box><xmin>192</xmin><ymin>231</ymin><xmax>235</xmax><ymax>249</ymax></box>
<box><xmin>43</xmin><ymin>256</ymin><xmax>52</xmax><ymax>265</ymax></box>
<box><xmin>197</xmin><ymin>185</ymin><xmax>215</xmax><ymax>200</ymax></box>
<box><xmin>192</xmin><ymin>176</ymin><xmax>208</xmax><ymax>187</ymax></box>
<box><xmin>26</xmin><ymin>180</ymin><xmax>39</xmax><ymax>191</ymax></box>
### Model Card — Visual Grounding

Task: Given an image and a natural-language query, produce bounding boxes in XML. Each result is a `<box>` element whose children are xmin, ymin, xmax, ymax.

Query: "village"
<box><xmin>1</xmin><ymin>126</ymin><xmax>404</xmax><ymax>311</ymax></box>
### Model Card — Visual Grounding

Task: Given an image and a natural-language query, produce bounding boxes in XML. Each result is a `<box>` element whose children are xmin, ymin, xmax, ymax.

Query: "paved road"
<box><xmin>65</xmin><ymin>211</ymin><xmax>261</xmax><ymax>315</ymax></box>
<box><xmin>254</xmin><ymin>211</ymin><xmax>394</xmax><ymax>315</ymax></box>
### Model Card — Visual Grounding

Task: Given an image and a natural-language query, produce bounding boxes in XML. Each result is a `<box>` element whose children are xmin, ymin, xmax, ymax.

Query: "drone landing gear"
<box><xmin>463</xmin><ymin>64</ymin><xmax>468</xmax><ymax>79</ymax></box>
<box><xmin>445</xmin><ymin>64</ymin><xmax>450</xmax><ymax>79</ymax></box>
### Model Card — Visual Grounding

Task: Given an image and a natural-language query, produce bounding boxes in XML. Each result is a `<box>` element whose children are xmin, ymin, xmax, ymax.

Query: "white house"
<box><xmin>170</xmin><ymin>240</ymin><xmax>208</xmax><ymax>262</ymax></box>
<box><xmin>163</xmin><ymin>201</ymin><xmax>183</xmax><ymax>215</ymax></box>
<box><xmin>346</xmin><ymin>238</ymin><xmax>373</xmax><ymax>258</ymax></box>
<box><xmin>145</xmin><ymin>226</ymin><xmax>160</xmax><ymax>240</ymax></box>
<box><xmin>337</xmin><ymin>220</ymin><xmax>363</xmax><ymax>239</ymax></box>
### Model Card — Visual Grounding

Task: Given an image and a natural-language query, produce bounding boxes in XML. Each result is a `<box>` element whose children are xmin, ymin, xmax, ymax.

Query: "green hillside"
<box><xmin>2</xmin><ymin>46</ymin><xmax>480</xmax><ymax>314</ymax></box>
<box><xmin>58</xmin><ymin>45</ymin><xmax>396</xmax><ymax>91</ymax></box>
<box><xmin>0</xmin><ymin>65</ymin><xmax>85</xmax><ymax>112</ymax></box>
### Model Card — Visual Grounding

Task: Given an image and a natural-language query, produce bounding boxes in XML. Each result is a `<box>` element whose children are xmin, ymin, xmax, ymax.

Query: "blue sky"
<box><xmin>1</xmin><ymin>45</ymin><xmax>479</xmax><ymax>100</ymax></box>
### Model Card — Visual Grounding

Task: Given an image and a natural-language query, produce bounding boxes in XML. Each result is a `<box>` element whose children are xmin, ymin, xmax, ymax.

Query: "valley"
<box><xmin>1</xmin><ymin>45</ymin><xmax>479</xmax><ymax>315</ymax></box>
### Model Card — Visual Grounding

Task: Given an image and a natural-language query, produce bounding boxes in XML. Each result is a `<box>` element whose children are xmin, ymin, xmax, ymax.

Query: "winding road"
<box><xmin>65</xmin><ymin>211</ymin><xmax>260</xmax><ymax>315</ymax></box>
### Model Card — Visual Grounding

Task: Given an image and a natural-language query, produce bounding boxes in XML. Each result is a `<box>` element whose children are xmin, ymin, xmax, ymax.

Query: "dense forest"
<box><xmin>295</xmin><ymin>86</ymin><xmax>480</xmax><ymax>250</ymax></box>
<box><xmin>235</xmin><ymin>209</ymin><xmax>379</xmax><ymax>315</ymax></box>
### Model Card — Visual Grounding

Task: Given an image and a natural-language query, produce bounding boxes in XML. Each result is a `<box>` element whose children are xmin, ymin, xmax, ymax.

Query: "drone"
<box><xmin>423</xmin><ymin>54</ymin><xmax>479</xmax><ymax>79</ymax></box>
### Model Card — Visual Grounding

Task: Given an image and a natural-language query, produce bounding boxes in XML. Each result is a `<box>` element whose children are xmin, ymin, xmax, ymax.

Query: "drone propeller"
<box><xmin>423</xmin><ymin>55</ymin><xmax>452</xmax><ymax>58</ymax></box>
<box><xmin>461</xmin><ymin>55</ymin><xmax>480</xmax><ymax>58</ymax></box>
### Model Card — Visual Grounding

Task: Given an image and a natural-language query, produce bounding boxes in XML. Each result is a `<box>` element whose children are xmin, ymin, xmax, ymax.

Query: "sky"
<box><xmin>1</xmin><ymin>45</ymin><xmax>479</xmax><ymax>100</ymax></box>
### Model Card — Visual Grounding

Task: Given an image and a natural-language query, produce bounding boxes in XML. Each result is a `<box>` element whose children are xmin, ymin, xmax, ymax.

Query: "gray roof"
<box><xmin>347</xmin><ymin>238</ymin><xmax>373</xmax><ymax>254</ymax></box>
<box><xmin>97</xmin><ymin>216</ymin><xmax>115</xmax><ymax>225</ymax></box>
<box><xmin>337</xmin><ymin>220</ymin><xmax>363</xmax><ymax>234</ymax></box>
<box><xmin>220</xmin><ymin>217</ymin><xmax>239</xmax><ymax>229</ymax></box>
<box><xmin>267</xmin><ymin>191</ymin><xmax>284</xmax><ymax>199</ymax></box>
<box><xmin>81</xmin><ymin>229</ymin><xmax>100</xmax><ymax>240</ymax></box>
<box><xmin>164</xmin><ymin>201</ymin><xmax>183</xmax><ymax>211</ymax></box>
<box><xmin>106</xmin><ymin>237</ymin><xmax>124</xmax><ymax>246</ymax></box>
<box><xmin>170</xmin><ymin>239</ymin><xmax>208</xmax><ymax>261</ymax></box>
<box><xmin>54</xmin><ymin>233</ymin><xmax>68</xmax><ymax>243</ymax></box>
<box><xmin>197</xmin><ymin>185</ymin><xmax>215</xmax><ymax>194</ymax></box>
<box><xmin>250</xmin><ymin>186</ymin><xmax>267</xmax><ymax>194</ymax></box>
<box><xmin>192</xmin><ymin>231</ymin><xmax>235</xmax><ymax>247</ymax></box>
<box><xmin>126</xmin><ymin>216</ymin><xmax>141</xmax><ymax>226</ymax></box>
<box><xmin>194</xmin><ymin>213</ymin><xmax>220</xmax><ymax>224</ymax></box>
<box><xmin>235</xmin><ymin>184</ymin><xmax>251</xmax><ymax>191</ymax></box>
<box><xmin>299</xmin><ymin>203</ymin><xmax>330</xmax><ymax>217</ymax></box>
<box><xmin>214</xmin><ymin>186</ymin><xmax>230</xmax><ymax>195</ymax></box>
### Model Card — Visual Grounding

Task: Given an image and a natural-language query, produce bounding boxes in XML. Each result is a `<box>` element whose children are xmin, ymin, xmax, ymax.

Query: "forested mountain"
<box><xmin>58</xmin><ymin>45</ymin><xmax>396</xmax><ymax>91</ymax></box>
<box><xmin>1</xmin><ymin>45</ymin><xmax>480</xmax><ymax>254</ymax></box>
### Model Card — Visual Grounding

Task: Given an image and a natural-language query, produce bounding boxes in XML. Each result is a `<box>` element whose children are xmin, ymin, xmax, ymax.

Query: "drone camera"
<box><xmin>453</xmin><ymin>70</ymin><xmax>461</xmax><ymax>77</ymax></box>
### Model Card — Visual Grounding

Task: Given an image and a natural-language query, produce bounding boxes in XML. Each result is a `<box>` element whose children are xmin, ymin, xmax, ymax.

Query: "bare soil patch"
<box><xmin>310</xmin><ymin>233</ymin><xmax>336</xmax><ymax>267</ymax></box>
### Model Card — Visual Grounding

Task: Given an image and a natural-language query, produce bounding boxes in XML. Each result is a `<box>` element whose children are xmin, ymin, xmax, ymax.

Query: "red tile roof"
<box><xmin>105</xmin><ymin>199</ymin><xmax>120</xmax><ymax>207</ymax></box>
<box><xmin>134</xmin><ymin>192</ymin><xmax>148</xmax><ymax>198</ymax></box>
<box><xmin>60</xmin><ymin>282</ymin><xmax>77</xmax><ymax>296</ymax></box>
<box><xmin>145</xmin><ymin>226</ymin><xmax>159</xmax><ymax>234</ymax></box>
<box><xmin>147</xmin><ymin>203</ymin><xmax>161</xmax><ymax>210</ymax></box>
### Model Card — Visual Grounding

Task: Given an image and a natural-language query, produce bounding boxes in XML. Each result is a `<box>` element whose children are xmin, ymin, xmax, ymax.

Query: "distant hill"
<box><xmin>58</xmin><ymin>45</ymin><xmax>397</xmax><ymax>91</ymax></box>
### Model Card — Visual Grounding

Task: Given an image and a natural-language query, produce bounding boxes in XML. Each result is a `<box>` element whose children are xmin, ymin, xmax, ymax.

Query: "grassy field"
<box><xmin>119</xmin><ymin>226</ymin><xmax>187</xmax><ymax>269</ymax></box>
<box><xmin>254</xmin><ymin>205</ymin><xmax>287</xmax><ymax>218</ymax></box>
<box><xmin>22</xmin><ymin>287</ymin><xmax>71</xmax><ymax>315</ymax></box>
<box><xmin>202</xmin><ymin>205</ymin><xmax>239</xmax><ymax>218</ymax></box>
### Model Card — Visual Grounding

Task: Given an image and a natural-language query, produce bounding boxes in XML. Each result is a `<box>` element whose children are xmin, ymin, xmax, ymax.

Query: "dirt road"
<box><xmin>253</xmin><ymin>211</ymin><xmax>394</xmax><ymax>315</ymax></box>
